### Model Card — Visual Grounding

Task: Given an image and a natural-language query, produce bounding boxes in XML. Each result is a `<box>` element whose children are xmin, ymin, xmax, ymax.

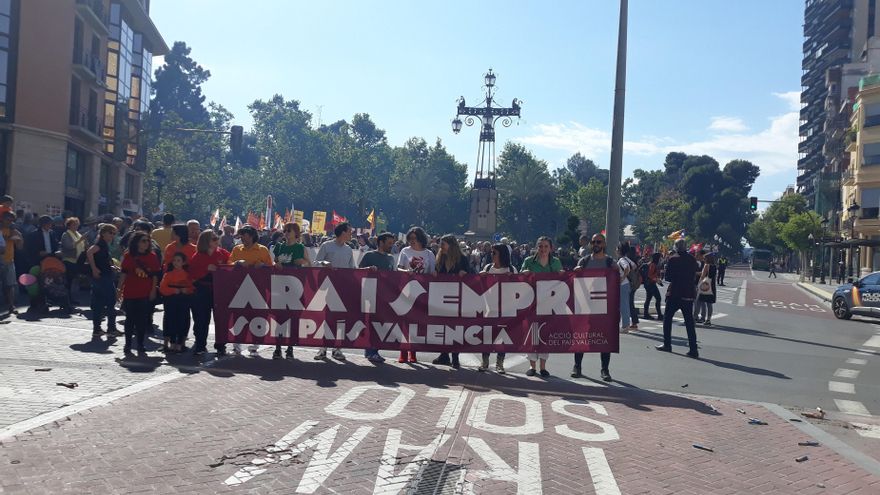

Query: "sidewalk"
<box><xmin>797</xmin><ymin>281</ymin><xmax>836</xmax><ymax>302</ymax></box>
<box><xmin>2</xmin><ymin>352</ymin><xmax>880</xmax><ymax>494</ymax></box>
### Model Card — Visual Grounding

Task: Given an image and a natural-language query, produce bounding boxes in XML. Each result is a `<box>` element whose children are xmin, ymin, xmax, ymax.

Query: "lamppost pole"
<box><xmin>819</xmin><ymin>218</ymin><xmax>828</xmax><ymax>284</ymax></box>
<box><xmin>605</xmin><ymin>0</ymin><xmax>628</xmax><ymax>250</ymax></box>
<box><xmin>808</xmin><ymin>233</ymin><xmax>815</xmax><ymax>283</ymax></box>
<box><xmin>847</xmin><ymin>201</ymin><xmax>860</xmax><ymax>281</ymax></box>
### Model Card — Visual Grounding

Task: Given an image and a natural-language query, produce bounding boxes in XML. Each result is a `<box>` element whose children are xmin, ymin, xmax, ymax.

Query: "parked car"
<box><xmin>832</xmin><ymin>271</ymin><xmax>880</xmax><ymax>320</ymax></box>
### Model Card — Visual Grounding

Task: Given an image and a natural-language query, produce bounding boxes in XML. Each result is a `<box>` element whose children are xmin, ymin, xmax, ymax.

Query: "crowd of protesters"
<box><xmin>1</xmin><ymin>194</ymin><xmax>723</xmax><ymax>382</ymax></box>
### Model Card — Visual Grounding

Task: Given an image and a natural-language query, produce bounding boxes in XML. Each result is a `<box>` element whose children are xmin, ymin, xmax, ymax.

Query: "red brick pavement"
<box><xmin>1</xmin><ymin>354</ymin><xmax>879</xmax><ymax>494</ymax></box>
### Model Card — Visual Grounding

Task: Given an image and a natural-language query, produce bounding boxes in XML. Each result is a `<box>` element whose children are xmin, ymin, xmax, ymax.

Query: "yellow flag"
<box><xmin>367</xmin><ymin>209</ymin><xmax>375</xmax><ymax>229</ymax></box>
<box><xmin>311</xmin><ymin>211</ymin><xmax>326</xmax><ymax>234</ymax></box>
<box><xmin>293</xmin><ymin>210</ymin><xmax>304</xmax><ymax>228</ymax></box>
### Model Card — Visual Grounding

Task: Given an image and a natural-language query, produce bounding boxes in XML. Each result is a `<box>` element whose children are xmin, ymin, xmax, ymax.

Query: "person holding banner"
<box><xmin>573</xmin><ymin>233</ymin><xmax>616</xmax><ymax>382</ymax></box>
<box><xmin>432</xmin><ymin>234</ymin><xmax>473</xmax><ymax>369</ymax></box>
<box><xmin>520</xmin><ymin>236</ymin><xmax>564</xmax><ymax>377</ymax></box>
<box><xmin>358</xmin><ymin>232</ymin><xmax>397</xmax><ymax>363</ymax></box>
<box><xmin>118</xmin><ymin>231</ymin><xmax>160</xmax><ymax>357</ymax></box>
<box><xmin>159</xmin><ymin>252</ymin><xmax>194</xmax><ymax>353</ymax></box>
<box><xmin>395</xmin><ymin>227</ymin><xmax>435</xmax><ymax>363</ymax></box>
<box><xmin>189</xmin><ymin>230</ymin><xmax>230</xmax><ymax>356</ymax></box>
<box><xmin>313</xmin><ymin>222</ymin><xmax>356</xmax><ymax>361</ymax></box>
<box><xmin>272</xmin><ymin>222</ymin><xmax>310</xmax><ymax>361</ymax></box>
<box><xmin>478</xmin><ymin>243</ymin><xmax>518</xmax><ymax>373</ymax></box>
<box><xmin>229</xmin><ymin>225</ymin><xmax>273</xmax><ymax>355</ymax></box>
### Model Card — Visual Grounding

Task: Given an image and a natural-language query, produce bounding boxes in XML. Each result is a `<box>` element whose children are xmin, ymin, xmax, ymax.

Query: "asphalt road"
<box><xmin>408</xmin><ymin>266</ymin><xmax>880</xmax><ymax>419</ymax></box>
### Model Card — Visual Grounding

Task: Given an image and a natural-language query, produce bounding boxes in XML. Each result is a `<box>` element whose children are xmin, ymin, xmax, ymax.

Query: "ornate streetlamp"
<box><xmin>847</xmin><ymin>200</ymin><xmax>860</xmax><ymax>280</ymax></box>
<box><xmin>452</xmin><ymin>69</ymin><xmax>522</xmax><ymax>239</ymax></box>
<box><xmin>819</xmin><ymin>218</ymin><xmax>829</xmax><ymax>284</ymax></box>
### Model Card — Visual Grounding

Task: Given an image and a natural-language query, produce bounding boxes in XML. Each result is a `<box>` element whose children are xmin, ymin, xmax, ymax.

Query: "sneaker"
<box><xmin>539</xmin><ymin>369</ymin><xmax>550</xmax><ymax>377</ymax></box>
<box><xmin>108</xmin><ymin>329</ymin><xmax>123</xmax><ymax>337</ymax></box>
<box><xmin>137</xmin><ymin>349</ymin><xmax>147</xmax><ymax>358</ymax></box>
<box><xmin>314</xmin><ymin>349</ymin><xmax>327</xmax><ymax>360</ymax></box>
<box><xmin>123</xmin><ymin>348</ymin><xmax>134</xmax><ymax>358</ymax></box>
<box><xmin>704</xmin><ymin>320</ymin><xmax>712</xmax><ymax>327</ymax></box>
<box><xmin>495</xmin><ymin>357</ymin><xmax>505</xmax><ymax>374</ymax></box>
<box><xmin>273</xmin><ymin>349</ymin><xmax>282</xmax><ymax>360</ymax></box>
<box><xmin>332</xmin><ymin>349</ymin><xmax>346</xmax><ymax>361</ymax></box>
<box><xmin>451</xmin><ymin>357</ymin><xmax>460</xmax><ymax>369</ymax></box>
<box><xmin>526</xmin><ymin>368</ymin><xmax>537</xmax><ymax>377</ymax></box>
<box><xmin>600</xmin><ymin>369</ymin><xmax>612</xmax><ymax>382</ymax></box>
<box><xmin>285</xmin><ymin>348</ymin><xmax>294</xmax><ymax>360</ymax></box>
<box><xmin>432</xmin><ymin>354</ymin><xmax>451</xmax><ymax>366</ymax></box>
<box><xmin>216</xmin><ymin>348</ymin><xmax>227</xmax><ymax>357</ymax></box>
<box><xmin>686</xmin><ymin>350</ymin><xmax>700</xmax><ymax>359</ymax></box>
<box><xmin>571</xmin><ymin>366</ymin><xmax>583</xmax><ymax>378</ymax></box>
<box><xmin>655</xmin><ymin>344</ymin><xmax>672</xmax><ymax>352</ymax></box>
<box><xmin>367</xmin><ymin>353</ymin><xmax>385</xmax><ymax>363</ymax></box>
<box><xmin>478</xmin><ymin>356</ymin><xmax>490</xmax><ymax>372</ymax></box>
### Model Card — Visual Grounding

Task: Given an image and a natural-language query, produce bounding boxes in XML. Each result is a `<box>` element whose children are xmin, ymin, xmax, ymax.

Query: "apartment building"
<box><xmin>0</xmin><ymin>0</ymin><xmax>167</xmax><ymax>219</ymax></box>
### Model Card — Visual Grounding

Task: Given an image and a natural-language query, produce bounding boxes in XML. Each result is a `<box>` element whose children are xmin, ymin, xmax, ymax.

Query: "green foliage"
<box><xmin>149</xmin><ymin>41</ymin><xmax>212</xmax><ymax>130</ymax></box>
<box><xmin>496</xmin><ymin>143</ymin><xmax>558</xmax><ymax>242</ymax></box>
<box><xmin>746</xmin><ymin>194</ymin><xmax>807</xmax><ymax>254</ymax></box>
<box><xmin>562</xmin><ymin>178</ymin><xmax>607</xmax><ymax>236</ymax></box>
<box><xmin>780</xmin><ymin>211</ymin><xmax>823</xmax><ymax>252</ymax></box>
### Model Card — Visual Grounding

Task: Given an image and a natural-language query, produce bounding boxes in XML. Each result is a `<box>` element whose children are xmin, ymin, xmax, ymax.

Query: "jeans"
<box><xmin>90</xmin><ymin>273</ymin><xmax>116</xmax><ymax>332</ymax></box>
<box><xmin>662</xmin><ymin>298</ymin><xmax>698</xmax><ymax>352</ymax></box>
<box><xmin>620</xmin><ymin>284</ymin><xmax>631</xmax><ymax>327</ymax></box>
<box><xmin>643</xmin><ymin>283</ymin><xmax>662</xmax><ymax>316</ymax></box>
<box><xmin>163</xmin><ymin>294</ymin><xmax>192</xmax><ymax>345</ymax></box>
<box><xmin>123</xmin><ymin>298</ymin><xmax>152</xmax><ymax>351</ymax></box>
<box><xmin>192</xmin><ymin>285</ymin><xmax>213</xmax><ymax>352</ymax></box>
<box><xmin>574</xmin><ymin>352</ymin><xmax>611</xmax><ymax>371</ymax></box>
<box><xmin>697</xmin><ymin>301</ymin><xmax>713</xmax><ymax>321</ymax></box>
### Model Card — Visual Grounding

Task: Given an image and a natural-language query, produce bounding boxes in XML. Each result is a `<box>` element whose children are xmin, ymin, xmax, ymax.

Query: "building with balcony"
<box><xmin>841</xmin><ymin>75</ymin><xmax>880</xmax><ymax>274</ymax></box>
<box><xmin>798</xmin><ymin>0</ymin><xmax>880</xmax><ymax>219</ymax></box>
<box><xmin>0</xmin><ymin>0</ymin><xmax>167</xmax><ymax>219</ymax></box>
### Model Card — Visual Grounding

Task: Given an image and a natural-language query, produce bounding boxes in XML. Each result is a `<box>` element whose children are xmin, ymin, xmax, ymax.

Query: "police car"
<box><xmin>832</xmin><ymin>271</ymin><xmax>880</xmax><ymax>320</ymax></box>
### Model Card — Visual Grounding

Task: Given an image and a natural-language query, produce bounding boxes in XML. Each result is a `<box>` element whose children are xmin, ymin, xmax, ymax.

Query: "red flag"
<box><xmin>259</xmin><ymin>213</ymin><xmax>266</xmax><ymax>230</ymax></box>
<box><xmin>246</xmin><ymin>211</ymin><xmax>259</xmax><ymax>228</ymax></box>
<box><xmin>330</xmin><ymin>210</ymin><xmax>347</xmax><ymax>226</ymax></box>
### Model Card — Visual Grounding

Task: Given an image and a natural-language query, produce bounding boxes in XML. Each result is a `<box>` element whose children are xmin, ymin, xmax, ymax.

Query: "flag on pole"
<box><xmin>274</xmin><ymin>213</ymin><xmax>283</xmax><ymax>231</ymax></box>
<box><xmin>219</xmin><ymin>216</ymin><xmax>227</xmax><ymax>232</ymax></box>
<box><xmin>246</xmin><ymin>211</ymin><xmax>259</xmax><ymax>228</ymax></box>
<box><xmin>367</xmin><ymin>209</ymin><xmax>375</xmax><ymax>231</ymax></box>
<box><xmin>258</xmin><ymin>213</ymin><xmax>266</xmax><ymax>230</ymax></box>
<box><xmin>284</xmin><ymin>208</ymin><xmax>292</xmax><ymax>224</ymax></box>
<box><xmin>209</xmin><ymin>208</ymin><xmax>220</xmax><ymax>227</ymax></box>
<box><xmin>234</xmin><ymin>216</ymin><xmax>241</xmax><ymax>232</ymax></box>
<box><xmin>330</xmin><ymin>210</ymin><xmax>347</xmax><ymax>226</ymax></box>
<box><xmin>265</xmin><ymin>195</ymin><xmax>273</xmax><ymax>232</ymax></box>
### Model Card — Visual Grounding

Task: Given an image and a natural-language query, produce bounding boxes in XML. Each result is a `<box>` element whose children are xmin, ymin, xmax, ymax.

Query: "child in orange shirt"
<box><xmin>159</xmin><ymin>252</ymin><xmax>194</xmax><ymax>352</ymax></box>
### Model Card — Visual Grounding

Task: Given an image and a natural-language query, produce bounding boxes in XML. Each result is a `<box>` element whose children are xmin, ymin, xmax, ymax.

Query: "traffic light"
<box><xmin>230</xmin><ymin>125</ymin><xmax>243</xmax><ymax>156</ymax></box>
<box><xmin>749</xmin><ymin>196</ymin><xmax>758</xmax><ymax>211</ymax></box>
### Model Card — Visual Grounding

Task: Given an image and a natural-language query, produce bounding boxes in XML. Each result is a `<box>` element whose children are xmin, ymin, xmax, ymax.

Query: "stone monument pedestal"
<box><xmin>467</xmin><ymin>188</ymin><xmax>497</xmax><ymax>241</ymax></box>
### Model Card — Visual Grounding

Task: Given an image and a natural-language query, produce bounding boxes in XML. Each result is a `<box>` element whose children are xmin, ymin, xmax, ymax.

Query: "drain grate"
<box><xmin>410</xmin><ymin>460</ymin><xmax>465</xmax><ymax>495</ymax></box>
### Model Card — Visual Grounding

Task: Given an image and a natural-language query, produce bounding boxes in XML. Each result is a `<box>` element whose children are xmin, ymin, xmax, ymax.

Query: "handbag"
<box><xmin>698</xmin><ymin>276</ymin><xmax>713</xmax><ymax>296</ymax></box>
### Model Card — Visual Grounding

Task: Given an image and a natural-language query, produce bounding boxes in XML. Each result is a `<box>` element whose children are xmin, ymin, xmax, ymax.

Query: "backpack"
<box><xmin>624</xmin><ymin>258</ymin><xmax>641</xmax><ymax>288</ymax></box>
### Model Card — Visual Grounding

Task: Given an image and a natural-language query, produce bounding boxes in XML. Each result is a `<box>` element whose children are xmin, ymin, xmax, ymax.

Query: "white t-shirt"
<box><xmin>397</xmin><ymin>246</ymin><xmax>436</xmax><ymax>274</ymax></box>
<box><xmin>482</xmin><ymin>264</ymin><xmax>518</xmax><ymax>274</ymax></box>
<box><xmin>617</xmin><ymin>257</ymin><xmax>633</xmax><ymax>286</ymax></box>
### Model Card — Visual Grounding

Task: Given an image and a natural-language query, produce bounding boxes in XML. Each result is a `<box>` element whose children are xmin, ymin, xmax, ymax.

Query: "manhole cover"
<box><xmin>411</xmin><ymin>460</ymin><xmax>465</xmax><ymax>495</ymax></box>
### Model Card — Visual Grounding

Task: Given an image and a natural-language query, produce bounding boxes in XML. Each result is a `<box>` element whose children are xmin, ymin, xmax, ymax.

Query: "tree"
<box><xmin>149</xmin><ymin>41</ymin><xmax>212</xmax><ymax>129</ymax></box>
<box><xmin>746</xmin><ymin>194</ymin><xmax>807</xmax><ymax>254</ymax></box>
<box><xmin>562</xmin><ymin>178</ymin><xmax>607</xmax><ymax>237</ymax></box>
<box><xmin>496</xmin><ymin>143</ymin><xmax>558</xmax><ymax>242</ymax></box>
<box><xmin>780</xmin><ymin>211</ymin><xmax>824</xmax><ymax>281</ymax></box>
<box><xmin>640</xmin><ymin>193</ymin><xmax>691</xmax><ymax>246</ymax></box>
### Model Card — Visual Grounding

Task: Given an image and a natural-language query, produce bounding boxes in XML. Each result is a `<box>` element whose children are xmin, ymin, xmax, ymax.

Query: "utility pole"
<box><xmin>605</xmin><ymin>0</ymin><xmax>628</xmax><ymax>250</ymax></box>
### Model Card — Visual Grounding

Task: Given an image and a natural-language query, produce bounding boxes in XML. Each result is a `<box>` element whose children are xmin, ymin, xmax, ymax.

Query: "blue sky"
<box><xmin>151</xmin><ymin>0</ymin><xmax>805</xmax><ymax>202</ymax></box>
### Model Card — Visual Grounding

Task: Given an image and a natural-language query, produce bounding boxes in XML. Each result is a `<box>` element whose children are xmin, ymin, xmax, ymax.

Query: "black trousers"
<box><xmin>718</xmin><ymin>267</ymin><xmax>726</xmax><ymax>285</ymax></box>
<box><xmin>643</xmin><ymin>283</ymin><xmax>662</xmax><ymax>316</ymax></box>
<box><xmin>163</xmin><ymin>294</ymin><xmax>192</xmax><ymax>345</ymax></box>
<box><xmin>192</xmin><ymin>285</ymin><xmax>216</xmax><ymax>352</ymax></box>
<box><xmin>573</xmin><ymin>352</ymin><xmax>611</xmax><ymax>371</ymax></box>
<box><xmin>123</xmin><ymin>298</ymin><xmax>152</xmax><ymax>351</ymax></box>
<box><xmin>662</xmin><ymin>298</ymin><xmax>698</xmax><ymax>352</ymax></box>
<box><xmin>629</xmin><ymin>286</ymin><xmax>639</xmax><ymax>325</ymax></box>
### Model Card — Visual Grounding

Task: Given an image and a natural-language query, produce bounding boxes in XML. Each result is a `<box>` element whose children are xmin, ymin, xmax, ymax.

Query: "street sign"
<box><xmin>493</xmin><ymin>233</ymin><xmax>501</xmax><ymax>242</ymax></box>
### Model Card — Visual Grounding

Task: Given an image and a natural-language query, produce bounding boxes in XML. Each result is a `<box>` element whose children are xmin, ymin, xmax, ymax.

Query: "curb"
<box><xmin>797</xmin><ymin>282</ymin><xmax>833</xmax><ymax>302</ymax></box>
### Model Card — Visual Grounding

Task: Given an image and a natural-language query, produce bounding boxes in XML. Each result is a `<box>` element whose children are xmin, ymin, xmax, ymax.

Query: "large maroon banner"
<box><xmin>212</xmin><ymin>266</ymin><xmax>620</xmax><ymax>353</ymax></box>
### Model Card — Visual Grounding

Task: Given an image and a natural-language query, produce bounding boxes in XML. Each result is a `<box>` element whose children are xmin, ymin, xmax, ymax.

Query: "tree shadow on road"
<box><xmin>200</xmin><ymin>352</ymin><xmax>722</xmax><ymax>417</ymax></box>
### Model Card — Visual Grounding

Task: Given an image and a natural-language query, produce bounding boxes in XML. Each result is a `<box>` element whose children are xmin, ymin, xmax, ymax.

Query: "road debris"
<box><xmin>34</xmin><ymin>368</ymin><xmax>52</xmax><ymax>372</ymax></box>
<box><xmin>795</xmin><ymin>455</ymin><xmax>809</xmax><ymax>463</ymax></box>
<box><xmin>798</xmin><ymin>441</ymin><xmax>819</xmax><ymax>447</ymax></box>
<box><xmin>748</xmin><ymin>418</ymin><xmax>768</xmax><ymax>425</ymax></box>
<box><xmin>789</xmin><ymin>418</ymin><xmax>803</xmax><ymax>422</ymax></box>
<box><xmin>801</xmin><ymin>407</ymin><xmax>825</xmax><ymax>420</ymax></box>
<box><xmin>736</xmin><ymin>408</ymin><xmax>746</xmax><ymax>414</ymax></box>
<box><xmin>692</xmin><ymin>444</ymin><xmax>714</xmax><ymax>452</ymax></box>
<box><xmin>56</xmin><ymin>382</ymin><xmax>78</xmax><ymax>389</ymax></box>
<box><xmin>681</xmin><ymin>384</ymin><xmax>689</xmax><ymax>388</ymax></box>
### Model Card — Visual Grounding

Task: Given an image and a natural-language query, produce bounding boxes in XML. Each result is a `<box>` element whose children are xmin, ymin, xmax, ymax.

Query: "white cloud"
<box><xmin>516</xmin><ymin>92</ymin><xmax>799</xmax><ymax>176</ymax></box>
<box><xmin>709</xmin><ymin>116</ymin><xmax>749</xmax><ymax>132</ymax></box>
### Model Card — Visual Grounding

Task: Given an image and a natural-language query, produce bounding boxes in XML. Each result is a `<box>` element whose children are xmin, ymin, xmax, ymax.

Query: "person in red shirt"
<box><xmin>118</xmin><ymin>231</ymin><xmax>160</xmax><ymax>357</ymax></box>
<box><xmin>160</xmin><ymin>252</ymin><xmax>195</xmax><ymax>352</ymax></box>
<box><xmin>189</xmin><ymin>230</ymin><xmax>230</xmax><ymax>356</ymax></box>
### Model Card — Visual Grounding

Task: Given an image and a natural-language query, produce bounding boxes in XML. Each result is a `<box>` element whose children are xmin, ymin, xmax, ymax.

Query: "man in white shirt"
<box><xmin>314</xmin><ymin>222</ymin><xmax>355</xmax><ymax>361</ymax></box>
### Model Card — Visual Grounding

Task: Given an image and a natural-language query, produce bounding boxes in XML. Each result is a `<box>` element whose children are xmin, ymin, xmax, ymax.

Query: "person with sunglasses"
<box><xmin>572</xmin><ymin>233</ymin><xmax>616</xmax><ymax>382</ymax></box>
<box><xmin>189</xmin><ymin>230</ymin><xmax>231</xmax><ymax>356</ymax></box>
<box><xmin>479</xmin><ymin>242</ymin><xmax>517</xmax><ymax>373</ymax></box>
<box><xmin>521</xmin><ymin>236</ymin><xmax>563</xmax><ymax>377</ymax></box>
<box><xmin>272</xmin><ymin>223</ymin><xmax>310</xmax><ymax>360</ymax></box>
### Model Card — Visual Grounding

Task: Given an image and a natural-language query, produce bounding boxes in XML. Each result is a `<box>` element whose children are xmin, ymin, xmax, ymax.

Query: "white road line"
<box><xmin>865</xmin><ymin>335</ymin><xmax>880</xmax><ymax>348</ymax></box>
<box><xmin>834</xmin><ymin>368</ymin><xmax>861</xmax><ymax>379</ymax></box>
<box><xmin>0</xmin><ymin>370</ymin><xmax>185</xmax><ymax>441</ymax></box>
<box><xmin>856</xmin><ymin>349</ymin><xmax>879</xmax><ymax>356</ymax></box>
<box><xmin>852</xmin><ymin>423</ymin><xmax>880</xmax><ymax>439</ymax></box>
<box><xmin>828</xmin><ymin>381</ymin><xmax>856</xmax><ymax>394</ymax></box>
<box><xmin>582</xmin><ymin>447</ymin><xmax>622</xmax><ymax>495</ymax></box>
<box><xmin>835</xmin><ymin>399</ymin><xmax>872</xmax><ymax>417</ymax></box>
<box><xmin>847</xmin><ymin>358</ymin><xmax>868</xmax><ymax>366</ymax></box>
<box><xmin>737</xmin><ymin>280</ymin><xmax>747</xmax><ymax>307</ymax></box>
